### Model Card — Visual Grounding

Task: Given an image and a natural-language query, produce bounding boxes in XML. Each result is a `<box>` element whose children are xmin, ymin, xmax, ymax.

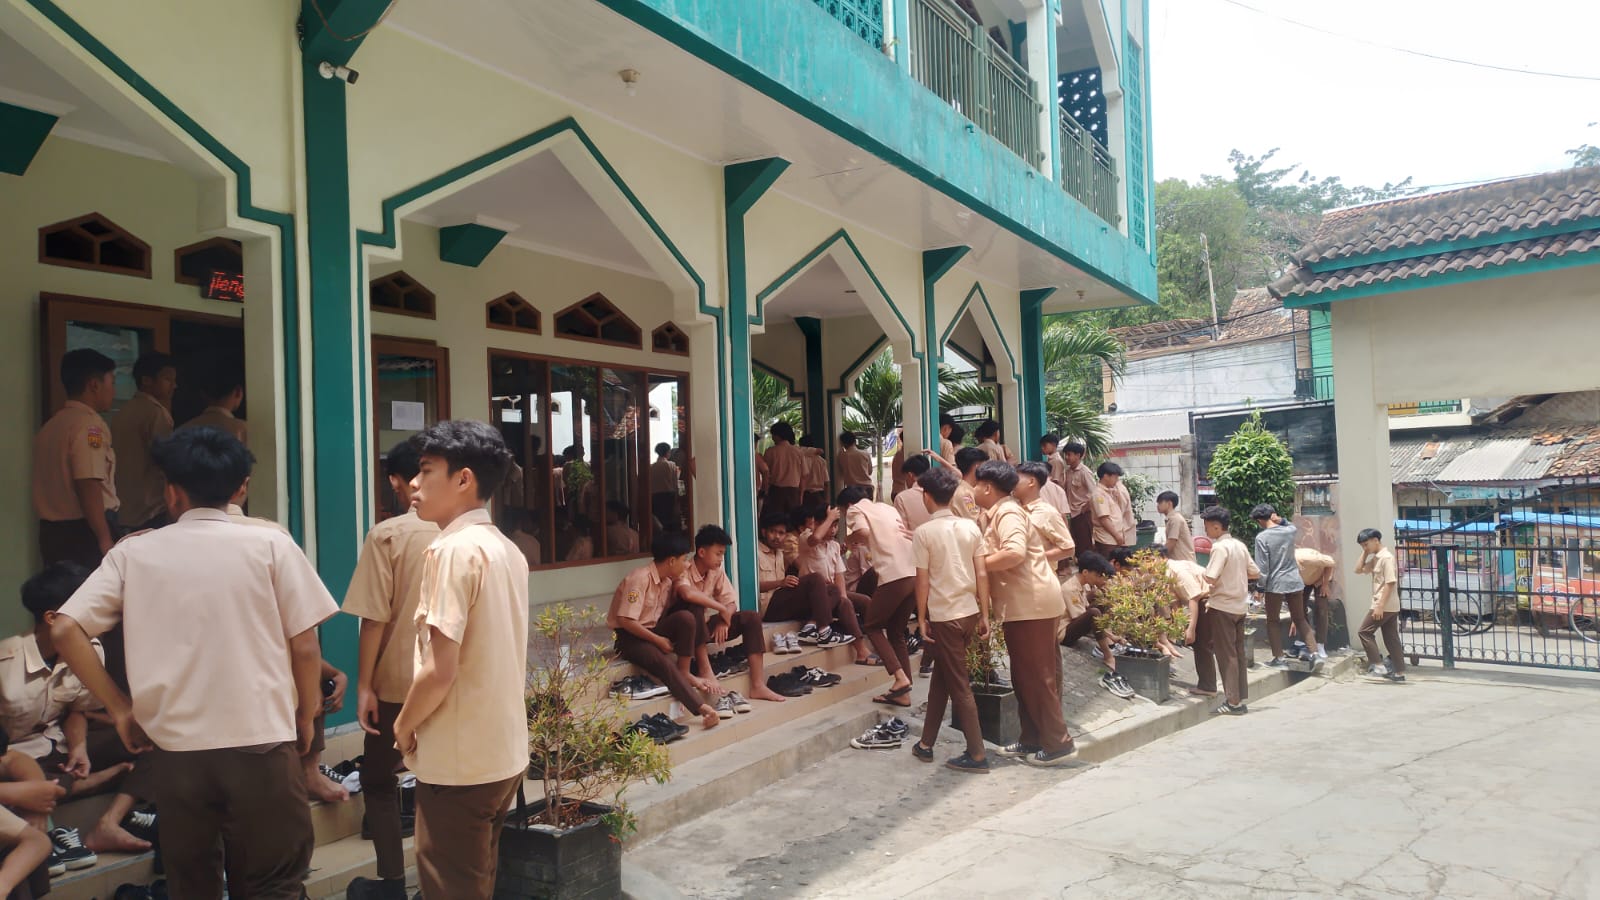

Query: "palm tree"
<box><xmin>840</xmin><ymin>350</ymin><xmax>902</xmax><ymax>497</ymax></box>
<box><xmin>752</xmin><ymin>368</ymin><xmax>803</xmax><ymax>442</ymax></box>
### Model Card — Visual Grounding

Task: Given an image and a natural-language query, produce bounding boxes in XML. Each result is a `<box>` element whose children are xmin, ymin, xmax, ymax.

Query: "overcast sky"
<box><xmin>1148</xmin><ymin>0</ymin><xmax>1600</xmax><ymax>192</ymax></box>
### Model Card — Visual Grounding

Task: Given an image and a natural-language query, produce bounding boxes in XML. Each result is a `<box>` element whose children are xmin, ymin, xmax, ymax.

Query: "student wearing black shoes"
<box><xmin>674</xmin><ymin>526</ymin><xmax>785</xmax><ymax>708</ymax></box>
<box><xmin>611</xmin><ymin>535</ymin><xmax>722</xmax><ymax>731</ymax></box>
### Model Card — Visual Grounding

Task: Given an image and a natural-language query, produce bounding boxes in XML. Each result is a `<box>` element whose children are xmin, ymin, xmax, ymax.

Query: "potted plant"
<box><xmin>964</xmin><ymin>621</ymin><xmax>1019</xmax><ymax>746</ymax></box>
<box><xmin>1120</xmin><ymin>471</ymin><xmax>1162</xmax><ymax>545</ymax></box>
<box><xmin>498</xmin><ymin>604</ymin><xmax>672</xmax><ymax>899</ymax></box>
<box><xmin>1097</xmin><ymin>549</ymin><xmax>1189</xmax><ymax>703</ymax></box>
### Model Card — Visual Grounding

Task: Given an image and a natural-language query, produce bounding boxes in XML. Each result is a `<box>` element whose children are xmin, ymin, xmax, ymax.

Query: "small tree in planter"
<box><xmin>1097</xmin><ymin>550</ymin><xmax>1189</xmax><ymax>702</ymax></box>
<box><xmin>1121</xmin><ymin>471</ymin><xmax>1161</xmax><ymax>538</ymax></box>
<box><xmin>964</xmin><ymin>620</ymin><xmax>1018</xmax><ymax>746</ymax></box>
<box><xmin>500</xmin><ymin>604</ymin><xmax>672</xmax><ymax>899</ymax></box>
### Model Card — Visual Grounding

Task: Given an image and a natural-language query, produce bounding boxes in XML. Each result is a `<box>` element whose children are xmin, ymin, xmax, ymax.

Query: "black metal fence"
<box><xmin>1394</xmin><ymin>478</ymin><xmax>1600</xmax><ymax>671</ymax></box>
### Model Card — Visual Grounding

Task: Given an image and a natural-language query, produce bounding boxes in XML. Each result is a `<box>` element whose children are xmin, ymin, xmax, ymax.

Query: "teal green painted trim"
<box><xmin>300</xmin><ymin>0</ymin><xmax>391</xmax><ymax>67</ymax></box>
<box><xmin>1306</xmin><ymin>218</ymin><xmax>1600</xmax><ymax>274</ymax></box>
<box><xmin>22</xmin><ymin>0</ymin><xmax>304</xmax><ymax>544</ymax></box>
<box><xmin>1281</xmin><ymin>245</ymin><xmax>1600</xmax><ymax>308</ymax></box>
<box><xmin>938</xmin><ymin>282</ymin><xmax>1018</xmax><ymax>373</ymax></box>
<box><xmin>921</xmin><ymin>246</ymin><xmax>969</xmax><ymax>442</ymax></box>
<box><xmin>892</xmin><ymin>0</ymin><xmax>910</xmax><ymax>73</ymax></box>
<box><xmin>1008</xmin><ymin>21</ymin><xmax>1027</xmax><ymax>60</ymax></box>
<box><xmin>437</xmin><ymin>223</ymin><xmax>506</xmax><ymax>267</ymax></box>
<box><xmin>1019</xmin><ymin>287</ymin><xmax>1054</xmax><ymax>452</ymax></box>
<box><xmin>593</xmin><ymin>0</ymin><xmax>1156</xmax><ymax>304</ymax></box>
<box><xmin>795</xmin><ymin>316</ymin><xmax>826</xmax><ymax>438</ymax></box>
<box><xmin>724</xmin><ymin>158</ymin><xmax>788</xmax><ymax>610</ymax></box>
<box><xmin>751</xmin><ymin>230</ymin><xmax>914</xmax><ymax>344</ymax></box>
<box><xmin>826</xmin><ymin>334</ymin><xmax>891</xmax><ymax>469</ymax></box>
<box><xmin>0</xmin><ymin>101</ymin><xmax>56</xmax><ymax>175</ymax></box>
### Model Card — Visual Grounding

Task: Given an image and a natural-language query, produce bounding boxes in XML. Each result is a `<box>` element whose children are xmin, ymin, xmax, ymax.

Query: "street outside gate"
<box><xmin>1394</xmin><ymin>477</ymin><xmax>1600</xmax><ymax>672</ymax></box>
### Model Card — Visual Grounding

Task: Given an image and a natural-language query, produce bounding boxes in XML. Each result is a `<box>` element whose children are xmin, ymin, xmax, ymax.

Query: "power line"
<box><xmin>1212</xmin><ymin>0</ymin><xmax>1600</xmax><ymax>83</ymax></box>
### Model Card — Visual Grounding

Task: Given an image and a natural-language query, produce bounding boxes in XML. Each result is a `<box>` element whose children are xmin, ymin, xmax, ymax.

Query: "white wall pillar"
<box><xmin>1331</xmin><ymin>297</ymin><xmax>1395</xmax><ymax>636</ymax></box>
<box><xmin>1023</xmin><ymin>0</ymin><xmax>1056</xmax><ymax>177</ymax></box>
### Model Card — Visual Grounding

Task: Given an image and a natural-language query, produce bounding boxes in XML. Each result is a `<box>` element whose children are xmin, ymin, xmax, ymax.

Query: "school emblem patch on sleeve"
<box><xmin>626</xmin><ymin>590</ymin><xmax>641</xmax><ymax>605</ymax></box>
<box><xmin>85</xmin><ymin>427</ymin><xmax>103</xmax><ymax>449</ymax></box>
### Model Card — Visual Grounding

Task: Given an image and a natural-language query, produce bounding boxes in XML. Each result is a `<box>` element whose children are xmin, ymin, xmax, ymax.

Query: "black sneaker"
<box><xmin>919</xmin><ymin>657</ymin><xmax>934</xmax><ymax>678</ymax></box>
<box><xmin>792</xmin><ymin>665</ymin><xmax>841</xmax><ymax>687</ymax></box>
<box><xmin>880</xmin><ymin>717</ymin><xmax>910</xmax><ymax>737</ymax></box>
<box><xmin>49</xmin><ymin>827</ymin><xmax>97</xmax><ymax>871</ymax></box>
<box><xmin>850</xmin><ymin>725</ymin><xmax>902</xmax><ymax>750</ymax></box>
<box><xmin>648</xmin><ymin>713</ymin><xmax>690</xmax><ymax>737</ymax></box>
<box><xmin>1211</xmin><ymin>702</ymin><xmax>1248</xmax><ymax>716</ymax></box>
<box><xmin>905</xmin><ymin>631</ymin><xmax>924</xmax><ymax>655</ymax></box>
<box><xmin>1385</xmin><ymin>672</ymin><xmax>1407</xmax><ymax>683</ymax></box>
<box><xmin>625</xmin><ymin>716</ymin><xmax>672</xmax><ymax>745</ymax></box>
<box><xmin>797</xmin><ymin>624</ymin><xmax>822</xmax><ymax>645</ymax></box>
<box><xmin>910</xmin><ymin>742</ymin><xmax>934</xmax><ymax>762</ymax></box>
<box><xmin>121</xmin><ymin>809</ymin><xmax>158</xmax><ymax>844</ymax></box>
<box><xmin>945</xmin><ymin>752</ymin><xmax>992</xmax><ymax>774</ymax></box>
<box><xmin>766</xmin><ymin>674</ymin><xmax>810</xmax><ymax>697</ymax></box>
<box><xmin>817</xmin><ymin>629</ymin><xmax>855</xmax><ymax>647</ymax></box>
<box><xmin>1024</xmin><ymin>743</ymin><xmax>1078</xmax><ymax>767</ymax></box>
<box><xmin>993</xmin><ymin>742</ymin><xmax>1040</xmax><ymax>759</ymax></box>
<box><xmin>346</xmin><ymin>876</ymin><xmax>409</xmax><ymax>900</ymax></box>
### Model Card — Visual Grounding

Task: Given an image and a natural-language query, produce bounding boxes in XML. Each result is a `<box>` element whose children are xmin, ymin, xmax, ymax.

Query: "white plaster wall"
<box><xmin>1111</xmin><ymin>444</ymin><xmax>1182</xmax><ymax>525</ymax></box>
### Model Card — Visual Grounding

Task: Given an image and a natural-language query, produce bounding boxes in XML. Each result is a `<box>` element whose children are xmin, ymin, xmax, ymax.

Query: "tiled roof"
<box><xmin>1110</xmin><ymin>289</ymin><xmax>1303</xmax><ymax>357</ymax></box>
<box><xmin>1109</xmin><ymin>317</ymin><xmax>1209</xmax><ymax>352</ymax></box>
<box><xmin>1270</xmin><ymin>167</ymin><xmax>1600</xmax><ymax>299</ymax></box>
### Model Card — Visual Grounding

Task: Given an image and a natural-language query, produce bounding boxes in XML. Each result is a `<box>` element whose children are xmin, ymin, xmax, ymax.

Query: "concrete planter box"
<box><xmin>1114</xmin><ymin>651</ymin><xmax>1170</xmax><ymax>703</ymax></box>
<box><xmin>496</xmin><ymin>800</ymin><xmax>620</xmax><ymax>900</ymax></box>
<box><xmin>970</xmin><ymin>685</ymin><xmax>1020</xmax><ymax>747</ymax></box>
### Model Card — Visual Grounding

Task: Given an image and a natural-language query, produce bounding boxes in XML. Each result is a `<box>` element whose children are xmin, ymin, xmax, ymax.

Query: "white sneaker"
<box><xmin>1364</xmin><ymin>663</ymin><xmax>1391</xmax><ymax>680</ymax></box>
<box><xmin>788</xmin><ymin>633</ymin><xmax>803</xmax><ymax>654</ymax></box>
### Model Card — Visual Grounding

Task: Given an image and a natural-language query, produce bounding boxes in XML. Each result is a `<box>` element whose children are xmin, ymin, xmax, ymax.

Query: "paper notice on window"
<box><xmin>391</xmin><ymin>400</ymin><xmax>426</xmax><ymax>431</ymax></box>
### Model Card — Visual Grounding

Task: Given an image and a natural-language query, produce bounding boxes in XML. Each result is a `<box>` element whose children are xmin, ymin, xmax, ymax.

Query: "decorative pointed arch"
<box><xmin>486</xmin><ymin>292</ymin><xmax>540</xmax><ymax>334</ymax></box>
<box><xmin>368</xmin><ymin>270</ymin><xmax>436</xmax><ymax>319</ymax></box>
<box><xmin>554</xmin><ymin>293</ymin><xmax>641</xmax><ymax>348</ymax></box>
<box><xmin>652</xmin><ymin>321</ymin><xmax>690</xmax><ymax>355</ymax></box>
<box><xmin>38</xmin><ymin>212</ymin><xmax>151</xmax><ymax>277</ymax></box>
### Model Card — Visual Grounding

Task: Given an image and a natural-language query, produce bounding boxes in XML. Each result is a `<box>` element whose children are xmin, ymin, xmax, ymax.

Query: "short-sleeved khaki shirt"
<box><xmin>801</xmin><ymin>454</ymin><xmax>828</xmax><ymax>493</ymax></box>
<box><xmin>33</xmin><ymin>401</ymin><xmax>118</xmax><ymax>521</ymax></box>
<box><xmin>409</xmin><ymin>508</ymin><xmax>530</xmax><ymax>786</ymax></box>
<box><xmin>1091</xmin><ymin>483</ymin><xmax>1121</xmax><ymax>545</ymax></box>
<box><xmin>0</xmin><ymin>633</ymin><xmax>103</xmax><ymax>758</ymax></box>
<box><xmin>1203</xmin><ymin>534</ymin><xmax>1260</xmax><ymax>615</ymax></box>
<box><xmin>341</xmin><ymin>511</ymin><xmax>439</xmax><ymax>704</ymax></box>
<box><xmin>682</xmin><ymin>560</ymin><xmax>736</xmax><ymax>610</ymax></box>
<box><xmin>951</xmin><ymin>479</ymin><xmax>983</xmax><ymax>523</ymax></box>
<box><xmin>756</xmin><ymin>541</ymin><xmax>789</xmax><ymax>605</ymax></box>
<box><xmin>1040</xmin><ymin>480</ymin><xmax>1072</xmax><ymax>521</ymax></box>
<box><xmin>837</xmin><ymin>446</ymin><xmax>874</xmax><ymax>488</ymax></box>
<box><xmin>1063</xmin><ymin>461</ymin><xmax>1095</xmax><ymax>517</ymax></box>
<box><xmin>609</xmin><ymin>561</ymin><xmax>679</xmax><ymax>629</ymax></box>
<box><xmin>983</xmin><ymin>497</ymin><xmax>1064</xmax><ymax>622</ymax></box>
<box><xmin>846</xmin><ymin>501</ymin><xmax>916</xmax><ymax>583</ymax></box>
<box><xmin>1025</xmin><ymin>499</ymin><xmax>1076</xmax><ymax>557</ymax></box>
<box><xmin>894</xmin><ymin>485</ymin><xmax>932</xmax><ymax>532</ymax></box>
<box><xmin>1114</xmin><ymin>481</ymin><xmax>1138</xmax><ymax>544</ymax></box>
<box><xmin>1165</xmin><ymin>510</ymin><xmax>1196</xmax><ymax>562</ymax></box>
<box><xmin>1369</xmin><ymin>548</ymin><xmax>1399</xmax><ymax>613</ymax></box>
<box><xmin>796</xmin><ymin>534</ymin><xmax>845</xmax><ymax>584</ymax></box>
<box><xmin>1048</xmin><ymin>455</ymin><xmax>1068</xmax><ymax>488</ymax></box>
<box><xmin>977</xmin><ymin>440</ymin><xmax>1007</xmax><ymax>463</ymax></box>
<box><xmin>178</xmin><ymin>406</ymin><xmax>247</xmax><ymax>444</ymax></box>
<box><xmin>911</xmin><ymin>511</ymin><xmax>983</xmax><ymax>622</ymax></box>
<box><xmin>763</xmin><ymin>443</ymin><xmax>804</xmax><ymax>489</ymax></box>
<box><xmin>650</xmin><ymin>459</ymin><xmax>679</xmax><ymax>494</ymax></box>
<box><xmin>60</xmin><ymin>507</ymin><xmax>337</xmax><ymax>751</ymax></box>
<box><xmin>1296</xmin><ymin>547</ymin><xmax>1335</xmax><ymax>587</ymax></box>
<box><xmin>1167</xmin><ymin>559</ymin><xmax>1209</xmax><ymax>604</ymax></box>
<box><xmin>110</xmin><ymin>392</ymin><xmax>172</xmax><ymax>528</ymax></box>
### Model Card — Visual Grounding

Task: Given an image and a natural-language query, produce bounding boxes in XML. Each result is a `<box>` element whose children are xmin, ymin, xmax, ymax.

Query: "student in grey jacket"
<box><xmin>1251</xmin><ymin>505</ymin><xmax>1323</xmax><ymax>670</ymax></box>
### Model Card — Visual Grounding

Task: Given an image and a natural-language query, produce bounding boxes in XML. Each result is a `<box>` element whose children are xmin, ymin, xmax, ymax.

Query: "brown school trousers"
<box><xmin>37</xmin><ymin>518</ymin><xmax>102</xmax><ymax>568</ymax></box>
<box><xmin>1264</xmin><ymin>590</ymin><xmax>1316</xmax><ymax>657</ymax></box>
<box><xmin>1304</xmin><ymin>586</ymin><xmax>1331</xmax><ymax>645</ymax></box>
<box><xmin>1359</xmin><ymin>610</ymin><xmax>1405</xmax><ymax>674</ymax></box>
<box><xmin>145</xmin><ymin>741</ymin><xmax>312</xmax><ymax>900</ymax></box>
<box><xmin>1208</xmin><ymin>607</ymin><xmax>1248</xmax><ymax>706</ymax></box>
<box><xmin>614</xmin><ymin>610</ymin><xmax>707</xmax><ymax>712</ymax></box>
<box><xmin>763</xmin><ymin>485</ymin><xmax>803</xmax><ymax>518</ymax></box>
<box><xmin>1057</xmin><ymin>606</ymin><xmax>1104</xmax><ymax>648</ymax></box>
<box><xmin>762</xmin><ymin>573</ymin><xmax>835</xmax><ymax>628</ymax></box>
<box><xmin>40</xmin><ymin>723</ymin><xmax>155</xmax><ymax>800</ymax></box>
<box><xmin>1002</xmin><ymin>617</ymin><xmax>1073</xmax><ymax>753</ymax></box>
<box><xmin>672</xmin><ymin>599</ymin><xmax>764</xmax><ymax>653</ymax></box>
<box><xmin>1190</xmin><ymin>601</ymin><xmax>1218</xmax><ymax>693</ymax></box>
<box><xmin>922</xmin><ymin>614</ymin><xmax>984</xmax><ymax>758</ymax></box>
<box><xmin>1068</xmin><ymin>510</ymin><xmax>1094</xmax><ymax>560</ymax></box>
<box><xmin>362</xmin><ymin>700</ymin><xmax>407</xmax><ymax>882</ymax></box>
<box><xmin>864</xmin><ymin>575</ymin><xmax>917</xmax><ymax>679</ymax></box>
<box><xmin>415</xmin><ymin>773</ymin><xmax>522</xmax><ymax>900</ymax></box>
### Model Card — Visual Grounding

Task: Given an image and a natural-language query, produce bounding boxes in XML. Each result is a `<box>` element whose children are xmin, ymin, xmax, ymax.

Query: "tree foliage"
<box><xmin>752</xmin><ymin>368</ymin><xmax>803</xmax><ymax>434</ymax></box>
<box><xmin>1097</xmin><ymin>549</ymin><xmax>1188</xmax><ymax>653</ymax></box>
<box><xmin>1207</xmin><ymin>410</ymin><xmax>1296</xmax><ymax>545</ymax></box>
<box><xmin>1569</xmin><ymin>143</ymin><xmax>1600</xmax><ymax>169</ymax></box>
<box><xmin>841</xmin><ymin>351</ymin><xmax>903</xmax><ymax>497</ymax></box>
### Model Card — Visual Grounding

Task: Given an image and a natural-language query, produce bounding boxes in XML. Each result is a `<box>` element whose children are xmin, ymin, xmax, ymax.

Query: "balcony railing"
<box><xmin>908</xmin><ymin>0</ymin><xmax>1042</xmax><ymax>167</ymax></box>
<box><xmin>1294</xmin><ymin>368</ymin><xmax>1334</xmax><ymax>401</ymax></box>
<box><xmin>1059</xmin><ymin>108</ymin><xmax>1120</xmax><ymax>224</ymax></box>
<box><xmin>812</xmin><ymin>0</ymin><xmax>884</xmax><ymax>50</ymax></box>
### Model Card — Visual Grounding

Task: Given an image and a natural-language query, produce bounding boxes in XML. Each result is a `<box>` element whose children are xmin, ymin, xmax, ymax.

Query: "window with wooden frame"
<box><xmin>174</xmin><ymin>238</ymin><xmax>244</xmax><ymax>293</ymax></box>
<box><xmin>38</xmin><ymin>213</ymin><xmax>152</xmax><ymax>278</ymax></box>
<box><xmin>371</xmin><ymin>336</ymin><xmax>451</xmax><ymax>520</ymax></box>
<box><xmin>369</xmin><ymin>271</ymin><xmax>436</xmax><ymax>319</ymax></box>
<box><xmin>651</xmin><ymin>321</ymin><xmax>689</xmax><ymax>355</ymax></box>
<box><xmin>553</xmin><ymin>293</ymin><xmax>641</xmax><ymax>348</ymax></box>
<box><xmin>489</xmin><ymin>349</ymin><xmax>691</xmax><ymax>570</ymax></box>
<box><xmin>486</xmin><ymin>292</ymin><xmax>540</xmax><ymax>335</ymax></box>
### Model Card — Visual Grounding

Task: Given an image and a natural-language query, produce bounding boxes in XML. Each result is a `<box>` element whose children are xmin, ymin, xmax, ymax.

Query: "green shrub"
<box><xmin>1207</xmin><ymin>410</ymin><xmax>1295</xmax><ymax>545</ymax></box>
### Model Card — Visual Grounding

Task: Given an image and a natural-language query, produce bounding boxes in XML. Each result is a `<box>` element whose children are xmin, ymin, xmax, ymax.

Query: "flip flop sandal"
<box><xmin>886</xmin><ymin>684</ymin><xmax>913</xmax><ymax>697</ymax></box>
<box><xmin>872</xmin><ymin>694</ymin><xmax>912</xmax><ymax>707</ymax></box>
<box><xmin>855</xmin><ymin>656</ymin><xmax>882</xmax><ymax>666</ymax></box>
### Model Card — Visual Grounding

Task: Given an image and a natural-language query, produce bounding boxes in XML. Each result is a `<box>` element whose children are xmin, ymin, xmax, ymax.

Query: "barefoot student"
<box><xmin>611</xmin><ymin>533</ymin><xmax>722</xmax><ymax>730</ymax></box>
<box><xmin>839</xmin><ymin>485</ymin><xmax>918</xmax><ymax>707</ymax></box>
<box><xmin>676</xmin><ymin>525</ymin><xmax>784</xmax><ymax>709</ymax></box>
<box><xmin>52</xmin><ymin>428</ymin><xmax>337</xmax><ymax>899</ymax></box>
<box><xmin>392</xmin><ymin>421</ymin><xmax>531</xmax><ymax>900</ymax></box>
<box><xmin>1200</xmin><ymin>506</ymin><xmax>1259</xmax><ymax>716</ymax></box>
<box><xmin>972</xmin><ymin>461</ymin><xmax>1077</xmax><ymax>766</ymax></box>
<box><xmin>341</xmin><ymin>441</ymin><xmax>439</xmax><ymax>900</ymax></box>
<box><xmin>909</xmin><ymin>468</ymin><xmax>991</xmax><ymax>773</ymax></box>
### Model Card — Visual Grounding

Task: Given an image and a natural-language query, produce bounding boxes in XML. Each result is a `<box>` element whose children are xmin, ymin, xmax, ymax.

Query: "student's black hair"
<box><xmin>1040</xmin><ymin>433</ymin><xmax>1061</xmax><ymax>448</ymax></box>
<box><xmin>938</xmin><ymin>412</ymin><xmax>957</xmax><ymax>430</ymax></box>
<box><xmin>655</xmin><ymin>442</ymin><xmax>671</xmax><ymax>456</ymax></box>
<box><xmin>1357</xmin><ymin>527</ymin><xmax>1383</xmax><ymax>544</ymax></box>
<box><xmin>410</xmin><ymin>419</ymin><xmax>514</xmax><ymax>500</ymax></box>
<box><xmin>973</xmin><ymin>460</ymin><xmax>1018</xmax><ymax>493</ymax></box>
<box><xmin>1096</xmin><ymin>460</ymin><xmax>1124</xmax><ymax>478</ymax></box>
<box><xmin>955</xmin><ymin>446</ymin><xmax>988</xmax><ymax>476</ymax></box>
<box><xmin>918</xmin><ymin>467</ymin><xmax>959</xmax><ymax>505</ymax></box>
<box><xmin>1250</xmin><ymin>503</ymin><xmax>1277</xmax><ymax>522</ymax></box>
<box><xmin>1061</xmin><ymin>440</ymin><xmax>1087</xmax><ymax>457</ymax></box>
<box><xmin>1156</xmin><ymin>490</ymin><xmax>1180</xmax><ymax>507</ymax></box>
<box><xmin>605</xmin><ymin>500</ymin><xmax>631</xmax><ymax>518</ymax></box>
<box><xmin>901</xmin><ymin>454</ymin><xmax>932</xmax><ymax>478</ymax></box>
<box><xmin>132</xmin><ymin>352</ymin><xmax>176</xmax><ymax>387</ymax></box>
<box><xmin>383</xmin><ymin>440</ymin><xmax>422</xmax><ymax>481</ymax></box>
<box><xmin>195</xmin><ymin>356</ymin><xmax>245</xmax><ymax>404</ymax></box>
<box><xmin>1015</xmin><ymin>460</ymin><xmax>1052</xmax><ymax>486</ymax></box>
<box><xmin>835</xmin><ymin>485</ymin><xmax>872</xmax><ymax>507</ymax></box>
<box><xmin>798</xmin><ymin>433</ymin><xmax>818</xmax><ymax>449</ymax></box>
<box><xmin>1076</xmin><ymin>551</ymin><xmax>1115</xmax><ymax>577</ymax></box>
<box><xmin>1107</xmin><ymin>546</ymin><xmax>1138</xmax><ymax>568</ymax></box>
<box><xmin>788</xmin><ymin>506</ymin><xmax>814</xmax><ymax>530</ymax></box>
<box><xmin>758</xmin><ymin>510</ymin><xmax>790</xmax><ymax>532</ymax></box>
<box><xmin>20</xmin><ymin>562</ymin><xmax>90</xmax><ymax>625</ymax></box>
<box><xmin>974</xmin><ymin>419</ymin><xmax>1001</xmax><ymax>442</ymax></box>
<box><xmin>769</xmin><ymin>421</ymin><xmax>795</xmax><ymax>444</ymax></box>
<box><xmin>1200</xmin><ymin>505</ymin><xmax>1232</xmax><ymax>529</ymax></box>
<box><xmin>948</xmin><ymin>424</ymin><xmax>967</xmax><ymax>445</ymax></box>
<box><xmin>651</xmin><ymin>530</ymin><xmax>693</xmax><ymax>561</ymax></box>
<box><xmin>60</xmin><ymin>348</ymin><xmax>116</xmax><ymax>396</ymax></box>
<box><xmin>150</xmin><ymin>427</ymin><xmax>254</xmax><ymax>507</ymax></box>
<box><xmin>695</xmin><ymin>524</ymin><xmax>733</xmax><ymax>550</ymax></box>
<box><xmin>838</xmin><ymin>431</ymin><xmax>857</xmax><ymax>448</ymax></box>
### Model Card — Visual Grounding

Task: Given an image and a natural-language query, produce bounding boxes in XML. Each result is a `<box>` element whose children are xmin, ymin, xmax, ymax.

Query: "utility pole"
<box><xmin>1200</xmin><ymin>232</ymin><xmax>1221</xmax><ymax>340</ymax></box>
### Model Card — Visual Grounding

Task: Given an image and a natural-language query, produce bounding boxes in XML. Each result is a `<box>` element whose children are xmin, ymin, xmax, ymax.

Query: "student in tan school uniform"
<box><xmin>1159</xmin><ymin>491</ymin><xmax>1196</xmax><ymax>562</ymax></box>
<box><xmin>611</xmin><ymin>533</ymin><xmax>722</xmax><ymax>730</ymax></box>
<box><xmin>762</xmin><ymin>422</ymin><xmax>807</xmax><ymax>516</ymax></box>
<box><xmin>908</xmin><ymin>467</ymin><xmax>992</xmax><ymax>773</ymax></box>
<box><xmin>972</xmin><ymin>460</ymin><xmax>1077</xmax><ymax>766</ymax></box>
<box><xmin>391</xmin><ymin>421</ymin><xmax>531</xmax><ymax>900</ymax></box>
<box><xmin>836</xmin><ymin>431</ymin><xmax>876</xmax><ymax>497</ymax></box>
<box><xmin>650</xmin><ymin>442</ymin><xmax>681</xmax><ymax>532</ymax></box>
<box><xmin>672</xmin><ymin>525</ymin><xmax>786</xmax><ymax>709</ymax></box>
<box><xmin>177</xmin><ymin>364</ymin><xmax>247</xmax><ymax>444</ymax></box>
<box><xmin>1059</xmin><ymin>441</ymin><xmax>1096</xmax><ymax>554</ymax></box>
<box><xmin>974</xmin><ymin>420</ymin><xmax>1007</xmax><ymax>462</ymax></box>
<box><xmin>340</xmin><ymin>441</ymin><xmax>439</xmax><ymax>900</ymax></box>
<box><xmin>1090</xmin><ymin>461</ymin><xmax>1133</xmax><ymax>555</ymax></box>
<box><xmin>52</xmin><ymin>428</ymin><xmax>336</xmax><ymax>899</ymax></box>
<box><xmin>1056</xmin><ymin>552</ymin><xmax>1135</xmax><ymax>699</ymax></box>
<box><xmin>788</xmin><ymin>507</ymin><xmax>869</xmax><ymax>651</ymax></box>
<box><xmin>949</xmin><ymin>446</ymin><xmax>989</xmax><ymax>524</ymax></box>
<box><xmin>1041</xmin><ymin>433</ymin><xmax>1067</xmax><ymax>487</ymax></box>
<box><xmin>1200</xmin><ymin>506</ymin><xmax>1260</xmax><ymax>716</ymax></box>
<box><xmin>799</xmin><ymin>435</ymin><xmax>830</xmax><ymax>509</ymax></box>
<box><xmin>1169</xmin><ymin>552</ymin><xmax>1218</xmax><ymax>698</ymax></box>
<box><xmin>893</xmin><ymin>454</ymin><xmax>934</xmax><ymax>532</ymax></box>
<box><xmin>840</xmin><ymin>486</ymin><xmax>919</xmax><ymax>706</ymax></box>
<box><xmin>1015</xmin><ymin>462</ymin><xmax>1076</xmax><ymax>570</ymax></box>
<box><xmin>1355</xmin><ymin>528</ymin><xmax>1405</xmax><ymax>683</ymax></box>
<box><xmin>758</xmin><ymin>511</ymin><xmax>853</xmax><ymax>649</ymax></box>
<box><xmin>1296</xmin><ymin>546</ymin><xmax>1337</xmax><ymax>647</ymax></box>
<box><xmin>110</xmin><ymin>352</ymin><xmax>176</xmax><ymax>532</ymax></box>
<box><xmin>33</xmin><ymin>349</ymin><xmax>120</xmax><ymax>568</ymax></box>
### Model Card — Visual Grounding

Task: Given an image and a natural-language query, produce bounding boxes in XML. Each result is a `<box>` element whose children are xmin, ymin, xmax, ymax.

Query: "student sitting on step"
<box><xmin>0</xmin><ymin>774</ymin><xmax>52</xmax><ymax>898</ymax></box>
<box><xmin>1056</xmin><ymin>552</ymin><xmax>1134</xmax><ymax>699</ymax></box>
<box><xmin>673</xmin><ymin>526</ymin><xmax>785</xmax><ymax>708</ymax></box>
<box><xmin>610</xmin><ymin>532</ymin><xmax>722</xmax><ymax>730</ymax></box>
<box><xmin>789</xmin><ymin>506</ymin><xmax>872</xmax><ymax>663</ymax></box>
<box><xmin>757</xmin><ymin>511</ymin><xmax>852</xmax><ymax>649</ymax></box>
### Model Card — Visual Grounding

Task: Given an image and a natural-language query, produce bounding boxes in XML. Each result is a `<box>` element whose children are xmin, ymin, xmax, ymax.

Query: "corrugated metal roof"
<box><xmin>1109</xmin><ymin>410</ymin><xmax>1190</xmax><ymax>446</ymax></box>
<box><xmin>1391</xmin><ymin>434</ymin><xmax>1561</xmax><ymax>484</ymax></box>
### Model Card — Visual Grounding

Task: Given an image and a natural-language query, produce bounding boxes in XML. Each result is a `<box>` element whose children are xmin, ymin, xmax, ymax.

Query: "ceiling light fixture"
<box><xmin>618</xmin><ymin>68</ymin><xmax>641</xmax><ymax>97</ymax></box>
